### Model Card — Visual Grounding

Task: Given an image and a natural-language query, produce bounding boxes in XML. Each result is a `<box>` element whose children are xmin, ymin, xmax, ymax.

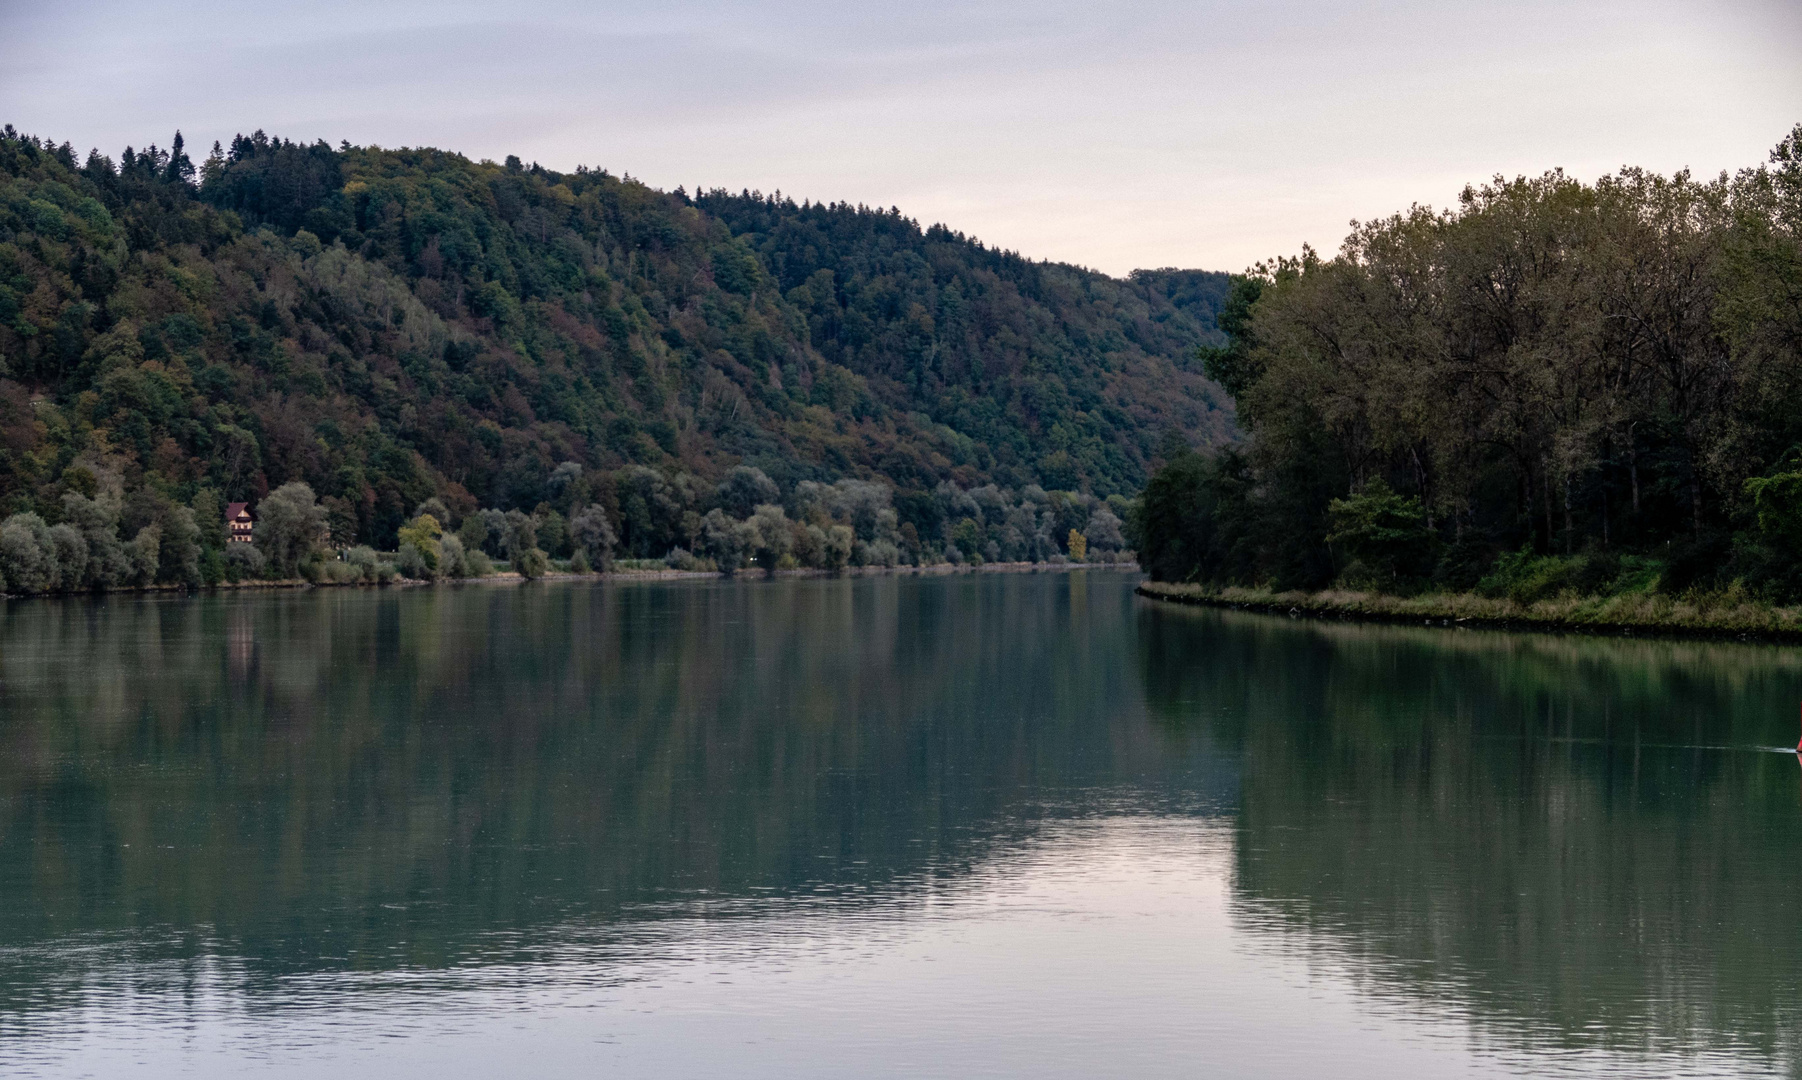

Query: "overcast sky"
<box><xmin>3</xmin><ymin>0</ymin><xmax>1798</xmax><ymax>275</ymax></box>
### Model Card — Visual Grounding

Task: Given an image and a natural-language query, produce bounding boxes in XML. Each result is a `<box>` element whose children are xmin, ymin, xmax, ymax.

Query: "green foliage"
<box><xmin>254</xmin><ymin>482</ymin><xmax>327</xmax><ymax>577</ymax></box>
<box><xmin>0</xmin><ymin>122</ymin><xmax>1224</xmax><ymax>579</ymax></box>
<box><xmin>696</xmin><ymin>191</ymin><xmax>1233</xmax><ymax>494</ymax></box>
<box><xmin>951</xmin><ymin>518</ymin><xmax>983</xmax><ymax>562</ymax></box>
<box><xmin>397</xmin><ymin>513</ymin><xmax>443</xmax><ymax>575</ymax></box>
<box><xmin>1475</xmin><ymin>549</ymin><xmax>1662</xmax><ymax>605</ymax></box>
<box><xmin>1744</xmin><ymin>466</ymin><xmax>1802</xmax><ymax>546</ymax></box>
<box><xmin>1137</xmin><ymin>124</ymin><xmax>1802</xmax><ymax>603</ymax></box>
<box><xmin>568</xmin><ymin>504</ymin><xmax>615</xmax><ymax>569</ymax></box>
<box><xmin>1195</xmin><ymin>274</ymin><xmax>1265</xmax><ymax>397</ymax></box>
<box><xmin>512</xmin><ymin>545</ymin><xmax>549</xmax><ymax>579</ymax></box>
<box><xmin>1132</xmin><ymin>448</ymin><xmax>1276</xmax><ymax>584</ymax></box>
<box><xmin>1326</xmin><ymin>480</ymin><xmax>1434</xmax><ymax>588</ymax></box>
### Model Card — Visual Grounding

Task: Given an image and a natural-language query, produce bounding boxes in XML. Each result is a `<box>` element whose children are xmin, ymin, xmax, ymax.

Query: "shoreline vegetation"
<box><xmin>0</xmin><ymin>553</ymin><xmax>1136</xmax><ymax>600</ymax></box>
<box><xmin>0</xmin><ymin>461</ymin><xmax>1135</xmax><ymax>599</ymax></box>
<box><xmin>1136</xmin><ymin>580</ymin><xmax>1802</xmax><ymax>642</ymax></box>
<box><xmin>1129</xmin><ymin>124</ymin><xmax>1802</xmax><ymax>637</ymax></box>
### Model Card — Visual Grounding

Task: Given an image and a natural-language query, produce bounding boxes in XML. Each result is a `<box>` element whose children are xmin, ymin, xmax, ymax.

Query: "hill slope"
<box><xmin>0</xmin><ymin>126</ymin><xmax>1228</xmax><ymax>549</ymax></box>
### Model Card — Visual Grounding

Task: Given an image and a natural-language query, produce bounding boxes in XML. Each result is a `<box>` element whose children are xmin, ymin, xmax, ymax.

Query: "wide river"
<box><xmin>0</xmin><ymin>571</ymin><xmax>1799</xmax><ymax>1078</ymax></box>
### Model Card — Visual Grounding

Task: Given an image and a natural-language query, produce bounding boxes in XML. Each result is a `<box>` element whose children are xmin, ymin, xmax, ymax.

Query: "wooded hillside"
<box><xmin>0</xmin><ymin>125</ymin><xmax>1229</xmax><ymax>559</ymax></box>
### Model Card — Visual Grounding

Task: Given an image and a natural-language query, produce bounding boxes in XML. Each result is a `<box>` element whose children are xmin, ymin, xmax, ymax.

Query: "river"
<box><xmin>0</xmin><ymin>571</ymin><xmax>1797</xmax><ymax>1077</ymax></box>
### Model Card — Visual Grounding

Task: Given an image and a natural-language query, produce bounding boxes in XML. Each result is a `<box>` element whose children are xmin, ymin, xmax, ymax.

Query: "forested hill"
<box><xmin>0</xmin><ymin>125</ymin><xmax>1230</xmax><ymax>550</ymax></box>
<box><xmin>694</xmin><ymin>190</ymin><xmax>1231</xmax><ymax>490</ymax></box>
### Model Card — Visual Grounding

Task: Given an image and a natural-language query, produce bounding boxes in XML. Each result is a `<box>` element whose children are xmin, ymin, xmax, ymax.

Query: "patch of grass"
<box><xmin>1139</xmin><ymin>579</ymin><xmax>1802</xmax><ymax>638</ymax></box>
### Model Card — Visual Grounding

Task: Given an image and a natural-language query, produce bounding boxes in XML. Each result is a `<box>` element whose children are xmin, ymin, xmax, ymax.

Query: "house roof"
<box><xmin>226</xmin><ymin>502</ymin><xmax>250</xmax><ymax>519</ymax></box>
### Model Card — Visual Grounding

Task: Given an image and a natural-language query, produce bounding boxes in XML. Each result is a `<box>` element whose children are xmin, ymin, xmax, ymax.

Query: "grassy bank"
<box><xmin>1135</xmin><ymin>580</ymin><xmax>1802</xmax><ymax>641</ymax></box>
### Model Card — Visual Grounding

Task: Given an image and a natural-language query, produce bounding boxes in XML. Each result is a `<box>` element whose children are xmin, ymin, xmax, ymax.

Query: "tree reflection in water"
<box><xmin>0</xmin><ymin>577</ymin><xmax>1797</xmax><ymax>1075</ymax></box>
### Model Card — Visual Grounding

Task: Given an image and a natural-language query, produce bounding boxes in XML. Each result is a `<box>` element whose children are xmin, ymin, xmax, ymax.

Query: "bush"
<box><xmin>342</xmin><ymin>545</ymin><xmax>381</xmax><ymax>582</ymax></box>
<box><xmin>0</xmin><ymin>513</ymin><xmax>57</xmax><ymax>592</ymax></box>
<box><xmin>1433</xmin><ymin>538</ymin><xmax>1499</xmax><ymax>592</ymax></box>
<box><xmin>1131</xmin><ymin>448</ymin><xmax>1272</xmax><ymax>585</ymax></box>
<box><xmin>513</xmin><ymin>546</ymin><xmax>549</xmax><ymax>579</ymax></box>
<box><xmin>663</xmin><ymin>547</ymin><xmax>712</xmax><ymax>572</ymax></box>
<box><xmin>224</xmin><ymin>543</ymin><xmax>266</xmax><ymax>581</ymax></box>
<box><xmin>856</xmin><ymin>539</ymin><xmax>900</xmax><ymax>567</ymax></box>
<box><xmin>396</xmin><ymin>541</ymin><xmax>433</xmax><ymax>580</ymax></box>
<box><xmin>439</xmin><ymin>533</ymin><xmax>472</xmax><ymax>577</ymax></box>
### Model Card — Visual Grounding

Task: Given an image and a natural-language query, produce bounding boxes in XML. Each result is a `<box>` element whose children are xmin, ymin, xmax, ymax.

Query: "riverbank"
<box><xmin>0</xmin><ymin>558</ymin><xmax>1137</xmax><ymax>599</ymax></box>
<box><xmin>423</xmin><ymin>558</ymin><xmax>1138</xmax><ymax>586</ymax></box>
<box><xmin>1135</xmin><ymin>580</ymin><xmax>1802</xmax><ymax>642</ymax></box>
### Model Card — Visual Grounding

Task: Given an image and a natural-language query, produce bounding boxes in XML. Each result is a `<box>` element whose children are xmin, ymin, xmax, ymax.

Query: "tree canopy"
<box><xmin>1136</xmin><ymin>124</ymin><xmax>1802</xmax><ymax>601</ymax></box>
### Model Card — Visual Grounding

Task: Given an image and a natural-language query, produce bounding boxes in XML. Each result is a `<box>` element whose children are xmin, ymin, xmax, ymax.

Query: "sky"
<box><xmin>3</xmin><ymin>0</ymin><xmax>1798</xmax><ymax>276</ymax></box>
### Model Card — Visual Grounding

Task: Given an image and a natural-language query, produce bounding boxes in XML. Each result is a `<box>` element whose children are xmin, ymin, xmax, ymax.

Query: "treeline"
<box><xmin>0</xmin><ymin>124</ymin><xmax>1226</xmax><ymax>581</ymax></box>
<box><xmin>0</xmin><ymin>458</ymin><xmax>1130</xmax><ymax>593</ymax></box>
<box><xmin>1137</xmin><ymin>124</ymin><xmax>1802</xmax><ymax>602</ymax></box>
<box><xmin>392</xmin><ymin>462</ymin><xmax>1133</xmax><ymax>580</ymax></box>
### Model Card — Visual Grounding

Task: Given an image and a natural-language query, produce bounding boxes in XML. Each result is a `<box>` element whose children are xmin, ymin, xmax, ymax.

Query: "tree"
<box><xmin>0</xmin><ymin>514</ymin><xmax>57</xmax><ymax>592</ymax></box>
<box><xmin>1325</xmin><ymin>480</ymin><xmax>1435</xmax><ymax>588</ymax></box>
<box><xmin>397</xmin><ymin>513</ymin><xmax>444</xmax><ymax>576</ymax></box>
<box><xmin>1196</xmin><ymin>274</ymin><xmax>1266</xmax><ymax>397</ymax></box>
<box><xmin>697</xmin><ymin>508</ymin><xmax>750</xmax><ymax>574</ymax></box>
<box><xmin>155</xmin><ymin>504</ymin><xmax>202</xmax><ymax>586</ymax></box>
<box><xmin>1067</xmin><ymin>529</ymin><xmax>1088</xmax><ymax>562</ymax></box>
<box><xmin>503</xmin><ymin>509</ymin><xmax>548</xmax><ymax>578</ymax></box>
<box><xmin>746</xmin><ymin>504</ymin><xmax>793</xmax><ymax>572</ymax></box>
<box><xmin>569</xmin><ymin>504</ymin><xmax>616</xmax><ymax>570</ymax></box>
<box><xmin>717</xmin><ymin>466</ymin><xmax>779</xmax><ymax>519</ymax></box>
<box><xmin>1085</xmin><ymin>507</ymin><xmax>1126</xmax><ymax>553</ymax></box>
<box><xmin>254</xmin><ymin>482</ymin><xmax>328</xmax><ymax>578</ymax></box>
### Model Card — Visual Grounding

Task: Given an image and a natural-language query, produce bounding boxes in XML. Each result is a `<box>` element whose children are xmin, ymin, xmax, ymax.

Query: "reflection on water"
<box><xmin>0</xmin><ymin>573</ymin><xmax>1798</xmax><ymax>1077</ymax></box>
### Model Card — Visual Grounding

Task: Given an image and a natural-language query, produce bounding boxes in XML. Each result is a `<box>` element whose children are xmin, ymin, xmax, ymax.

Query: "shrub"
<box><xmin>0</xmin><ymin>514</ymin><xmax>57</xmax><ymax>592</ymax></box>
<box><xmin>396</xmin><ymin>541</ymin><xmax>433</xmax><ymax>580</ymax></box>
<box><xmin>224</xmin><ymin>543</ymin><xmax>266</xmax><ymax>581</ymax></box>
<box><xmin>343</xmin><ymin>545</ymin><xmax>381</xmax><ymax>582</ymax></box>
<box><xmin>513</xmin><ymin>546</ymin><xmax>549</xmax><ymax>579</ymax></box>
<box><xmin>439</xmin><ymin>533</ymin><xmax>470</xmax><ymax>577</ymax></box>
<box><xmin>663</xmin><ymin>547</ymin><xmax>712</xmax><ymax>572</ymax></box>
<box><xmin>1477</xmin><ymin>549</ymin><xmax>1578</xmax><ymax>604</ymax></box>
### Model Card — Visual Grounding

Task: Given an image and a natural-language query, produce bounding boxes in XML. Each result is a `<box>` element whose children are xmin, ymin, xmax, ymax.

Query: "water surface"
<box><xmin>1</xmin><ymin>572</ymin><xmax>1799</xmax><ymax>1077</ymax></box>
